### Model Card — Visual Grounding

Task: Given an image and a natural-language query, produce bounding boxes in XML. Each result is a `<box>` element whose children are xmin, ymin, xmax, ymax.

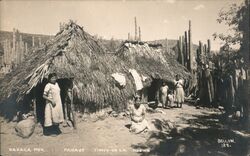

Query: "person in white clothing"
<box><xmin>160</xmin><ymin>81</ymin><xmax>168</xmax><ymax>108</ymax></box>
<box><xmin>43</xmin><ymin>73</ymin><xmax>64</xmax><ymax>136</ymax></box>
<box><xmin>129</xmin><ymin>95</ymin><xmax>149</xmax><ymax>134</ymax></box>
<box><xmin>167</xmin><ymin>90</ymin><xmax>174</xmax><ymax>108</ymax></box>
<box><xmin>174</xmin><ymin>74</ymin><xmax>185</xmax><ymax>108</ymax></box>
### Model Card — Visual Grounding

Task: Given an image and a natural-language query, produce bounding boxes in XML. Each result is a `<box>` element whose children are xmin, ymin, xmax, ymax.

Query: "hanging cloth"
<box><xmin>111</xmin><ymin>73</ymin><xmax>126</xmax><ymax>87</ymax></box>
<box><xmin>129</xmin><ymin>69</ymin><xmax>143</xmax><ymax>91</ymax></box>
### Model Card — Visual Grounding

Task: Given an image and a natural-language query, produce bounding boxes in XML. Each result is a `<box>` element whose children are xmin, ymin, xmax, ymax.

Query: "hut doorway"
<box><xmin>33</xmin><ymin>78</ymin><xmax>73</xmax><ymax>124</ymax></box>
<box><xmin>147</xmin><ymin>79</ymin><xmax>163</xmax><ymax>105</ymax></box>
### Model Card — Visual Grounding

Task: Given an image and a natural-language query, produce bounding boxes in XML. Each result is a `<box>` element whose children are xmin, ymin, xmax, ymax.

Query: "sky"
<box><xmin>0</xmin><ymin>0</ymin><xmax>244</xmax><ymax>51</ymax></box>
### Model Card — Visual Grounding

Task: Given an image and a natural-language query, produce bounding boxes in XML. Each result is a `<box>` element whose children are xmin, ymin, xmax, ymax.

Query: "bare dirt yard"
<box><xmin>1</xmin><ymin>103</ymin><xmax>250</xmax><ymax>156</ymax></box>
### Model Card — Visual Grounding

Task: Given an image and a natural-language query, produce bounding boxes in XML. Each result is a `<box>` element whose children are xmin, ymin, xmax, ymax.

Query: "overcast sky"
<box><xmin>0</xmin><ymin>0</ymin><xmax>244</xmax><ymax>51</ymax></box>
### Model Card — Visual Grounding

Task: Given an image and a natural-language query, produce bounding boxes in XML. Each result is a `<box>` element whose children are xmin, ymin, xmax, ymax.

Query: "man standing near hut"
<box><xmin>43</xmin><ymin>73</ymin><xmax>64</xmax><ymax>136</ymax></box>
<box><xmin>159</xmin><ymin>81</ymin><xmax>169</xmax><ymax>108</ymax></box>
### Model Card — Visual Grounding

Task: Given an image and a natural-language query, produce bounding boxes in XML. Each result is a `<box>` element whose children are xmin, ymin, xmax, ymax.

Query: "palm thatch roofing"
<box><xmin>0</xmin><ymin>21</ymin><xmax>190</xmax><ymax>117</ymax></box>
<box><xmin>0</xmin><ymin>21</ymin><xmax>135</xmax><ymax>112</ymax></box>
<box><xmin>116</xmin><ymin>41</ymin><xmax>190</xmax><ymax>81</ymax></box>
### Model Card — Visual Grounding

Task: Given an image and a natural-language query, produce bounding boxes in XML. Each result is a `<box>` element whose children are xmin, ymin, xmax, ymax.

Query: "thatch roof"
<box><xmin>0</xmin><ymin>22</ymin><xmax>190</xmax><ymax>117</ymax></box>
<box><xmin>116</xmin><ymin>41</ymin><xmax>190</xmax><ymax>81</ymax></box>
<box><xmin>0</xmin><ymin>21</ymin><xmax>134</xmax><ymax>112</ymax></box>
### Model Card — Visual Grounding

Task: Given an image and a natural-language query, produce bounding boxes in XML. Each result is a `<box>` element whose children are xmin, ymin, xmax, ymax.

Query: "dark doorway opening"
<box><xmin>33</xmin><ymin>78</ymin><xmax>73</xmax><ymax>124</ymax></box>
<box><xmin>147</xmin><ymin>79</ymin><xmax>163</xmax><ymax>108</ymax></box>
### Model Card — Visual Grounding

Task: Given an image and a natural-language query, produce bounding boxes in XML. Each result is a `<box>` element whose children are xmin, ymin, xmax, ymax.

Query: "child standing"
<box><xmin>167</xmin><ymin>90</ymin><xmax>174</xmax><ymax>108</ymax></box>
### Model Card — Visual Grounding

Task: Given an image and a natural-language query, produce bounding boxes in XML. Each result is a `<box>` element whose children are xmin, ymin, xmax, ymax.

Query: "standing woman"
<box><xmin>43</xmin><ymin>73</ymin><xmax>64</xmax><ymax>136</ymax></box>
<box><xmin>174</xmin><ymin>74</ymin><xmax>185</xmax><ymax>108</ymax></box>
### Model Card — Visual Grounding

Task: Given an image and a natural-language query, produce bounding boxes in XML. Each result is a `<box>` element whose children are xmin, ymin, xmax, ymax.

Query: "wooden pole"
<box><xmin>64</xmin><ymin>97</ymin><xmax>69</xmax><ymax>122</ymax></box>
<box><xmin>70</xmin><ymin>88</ymin><xmax>77</xmax><ymax>129</ymax></box>
<box><xmin>33</xmin><ymin>99</ymin><xmax>37</xmax><ymax>123</ymax></box>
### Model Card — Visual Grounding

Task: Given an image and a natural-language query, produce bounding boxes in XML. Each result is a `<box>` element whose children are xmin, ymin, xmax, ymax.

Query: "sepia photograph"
<box><xmin>0</xmin><ymin>0</ymin><xmax>249</xmax><ymax>155</ymax></box>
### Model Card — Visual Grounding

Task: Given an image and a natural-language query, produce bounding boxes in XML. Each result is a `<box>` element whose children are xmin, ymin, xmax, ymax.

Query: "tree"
<box><xmin>213</xmin><ymin>1</ymin><xmax>249</xmax><ymax>55</ymax></box>
<box><xmin>214</xmin><ymin>0</ymin><xmax>249</xmax><ymax>131</ymax></box>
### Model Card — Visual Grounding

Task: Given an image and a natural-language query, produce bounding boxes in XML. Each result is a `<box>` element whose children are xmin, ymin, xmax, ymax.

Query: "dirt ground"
<box><xmin>1</xmin><ymin>103</ymin><xmax>250</xmax><ymax>156</ymax></box>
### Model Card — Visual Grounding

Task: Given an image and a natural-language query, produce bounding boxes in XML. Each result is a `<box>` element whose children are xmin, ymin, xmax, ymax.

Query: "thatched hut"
<box><xmin>0</xmin><ymin>21</ymin><xmax>135</xmax><ymax>121</ymax></box>
<box><xmin>116</xmin><ymin>41</ymin><xmax>190</xmax><ymax>103</ymax></box>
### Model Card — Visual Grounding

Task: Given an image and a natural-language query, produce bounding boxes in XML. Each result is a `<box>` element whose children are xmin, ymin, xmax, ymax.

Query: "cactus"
<box><xmin>188</xmin><ymin>20</ymin><xmax>193</xmax><ymax>71</ymax></box>
<box><xmin>134</xmin><ymin>17</ymin><xmax>137</xmax><ymax>41</ymax></box>
<box><xmin>166</xmin><ymin>38</ymin><xmax>168</xmax><ymax>53</ymax></box>
<box><xmin>177</xmin><ymin>36</ymin><xmax>184</xmax><ymax>65</ymax></box>
<box><xmin>199</xmin><ymin>41</ymin><xmax>204</xmax><ymax>64</ymax></box>
<box><xmin>32</xmin><ymin>36</ymin><xmax>35</xmax><ymax>47</ymax></box>
<box><xmin>184</xmin><ymin>31</ymin><xmax>188</xmax><ymax>65</ymax></box>
<box><xmin>13</xmin><ymin>28</ymin><xmax>16</xmax><ymax>53</ymax></box>
<box><xmin>4</xmin><ymin>40</ymin><xmax>7</xmax><ymax>64</ymax></box>
<box><xmin>39</xmin><ymin>37</ymin><xmax>42</xmax><ymax>47</ymax></box>
<box><xmin>207</xmin><ymin>39</ymin><xmax>211</xmax><ymax>59</ymax></box>
<box><xmin>139</xmin><ymin>26</ymin><xmax>141</xmax><ymax>41</ymax></box>
<box><xmin>196</xmin><ymin>48</ymin><xmax>200</xmax><ymax>64</ymax></box>
<box><xmin>6</xmin><ymin>39</ymin><xmax>12</xmax><ymax>65</ymax></box>
<box><xmin>204</xmin><ymin>44</ymin><xmax>207</xmax><ymax>55</ymax></box>
<box><xmin>25</xmin><ymin>42</ymin><xmax>28</xmax><ymax>55</ymax></box>
<box><xmin>182</xmin><ymin>35</ymin><xmax>186</xmax><ymax>67</ymax></box>
<box><xmin>19</xmin><ymin>35</ymin><xmax>24</xmax><ymax>63</ymax></box>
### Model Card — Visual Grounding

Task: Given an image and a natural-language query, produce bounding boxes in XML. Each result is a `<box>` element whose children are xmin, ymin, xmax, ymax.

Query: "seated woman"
<box><xmin>129</xmin><ymin>95</ymin><xmax>150</xmax><ymax>134</ymax></box>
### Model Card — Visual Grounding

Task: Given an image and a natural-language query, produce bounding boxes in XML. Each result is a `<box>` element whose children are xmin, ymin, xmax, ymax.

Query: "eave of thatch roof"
<box><xmin>116</xmin><ymin>41</ymin><xmax>190</xmax><ymax>81</ymax></box>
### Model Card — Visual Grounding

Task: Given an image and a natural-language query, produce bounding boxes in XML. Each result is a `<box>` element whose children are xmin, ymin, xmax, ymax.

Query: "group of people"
<box><xmin>159</xmin><ymin>74</ymin><xmax>185</xmax><ymax>109</ymax></box>
<box><xmin>128</xmin><ymin>74</ymin><xmax>185</xmax><ymax>134</ymax></box>
<box><xmin>42</xmin><ymin>72</ymin><xmax>186</xmax><ymax>136</ymax></box>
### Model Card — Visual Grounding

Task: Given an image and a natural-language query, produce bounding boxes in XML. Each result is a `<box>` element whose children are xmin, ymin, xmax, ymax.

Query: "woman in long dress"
<box><xmin>43</xmin><ymin>73</ymin><xmax>64</xmax><ymax>136</ymax></box>
<box><xmin>129</xmin><ymin>96</ymin><xmax>149</xmax><ymax>134</ymax></box>
<box><xmin>174</xmin><ymin>74</ymin><xmax>185</xmax><ymax>108</ymax></box>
